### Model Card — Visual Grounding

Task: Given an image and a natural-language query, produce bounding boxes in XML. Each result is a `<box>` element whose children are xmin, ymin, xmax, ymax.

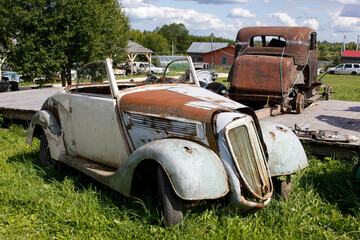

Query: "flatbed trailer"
<box><xmin>256</xmin><ymin>99</ymin><xmax>360</xmax><ymax>159</ymax></box>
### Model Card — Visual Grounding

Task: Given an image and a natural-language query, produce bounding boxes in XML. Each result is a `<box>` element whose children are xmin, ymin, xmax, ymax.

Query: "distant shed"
<box><xmin>126</xmin><ymin>41</ymin><xmax>153</xmax><ymax>75</ymax></box>
<box><xmin>187</xmin><ymin>42</ymin><xmax>235</xmax><ymax>66</ymax></box>
<box><xmin>341</xmin><ymin>50</ymin><xmax>360</xmax><ymax>63</ymax></box>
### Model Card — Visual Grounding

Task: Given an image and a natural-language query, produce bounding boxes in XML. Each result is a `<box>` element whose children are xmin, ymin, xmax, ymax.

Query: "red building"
<box><xmin>187</xmin><ymin>42</ymin><xmax>235</xmax><ymax>66</ymax></box>
<box><xmin>341</xmin><ymin>50</ymin><xmax>360</xmax><ymax>63</ymax></box>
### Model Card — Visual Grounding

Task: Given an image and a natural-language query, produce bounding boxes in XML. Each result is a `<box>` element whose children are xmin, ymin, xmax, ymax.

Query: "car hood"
<box><xmin>118</xmin><ymin>84</ymin><xmax>249</xmax><ymax>123</ymax></box>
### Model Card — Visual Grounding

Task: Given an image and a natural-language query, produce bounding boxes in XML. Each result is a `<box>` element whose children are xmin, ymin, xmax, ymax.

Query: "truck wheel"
<box><xmin>157</xmin><ymin>166</ymin><xmax>183</xmax><ymax>227</ymax></box>
<box><xmin>324</xmin><ymin>84</ymin><xmax>332</xmax><ymax>100</ymax></box>
<box><xmin>273</xmin><ymin>175</ymin><xmax>291</xmax><ymax>200</ymax></box>
<box><xmin>40</xmin><ymin>134</ymin><xmax>56</xmax><ymax>168</ymax></box>
<box><xmin>351</xmin><ymin>71</ymin><xmax>357</xmax><ymax>75</ymax></box>
<box><xmin>296</xmin><ymin>93</ymin><xmax>305</xmax><ymax>114</ymax></box>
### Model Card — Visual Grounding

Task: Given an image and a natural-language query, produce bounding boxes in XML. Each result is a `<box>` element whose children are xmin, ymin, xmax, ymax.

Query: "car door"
<box><xmin>69</xmin><ymin>94</ymin><xmax>129</xmax><ymax>168</ymax></box>
<box><xmin>343</xmin><ymin>64</ymin><xmax>353</xmax><ymax>74</ymax></box>
<box><xmin>334</xmin><ymin>64</ymin><xmax>344</xmax><ymax>74</ymax></box>
<box><xmin>66</xmin><ymin>61</ymin><xmax>130</xmax><ymax>168</ymax></box>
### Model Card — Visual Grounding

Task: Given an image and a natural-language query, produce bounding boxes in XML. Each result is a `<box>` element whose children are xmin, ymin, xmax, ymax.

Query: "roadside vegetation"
<box><xmin>0</xmin><ymin>123</ymin><xmax>359</xmax><ymax>238</ymax></box>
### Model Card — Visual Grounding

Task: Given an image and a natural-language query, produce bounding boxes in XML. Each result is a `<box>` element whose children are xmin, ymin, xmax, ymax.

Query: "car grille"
<box><xmin>125</xmin><ymin>112</ymin><xmax>204</xmax><ymax>138</ymax></box>
<box><xmin>226</xmin><ymin>121</ymin><xmax>271</xmax><ymax>200</ymax></box>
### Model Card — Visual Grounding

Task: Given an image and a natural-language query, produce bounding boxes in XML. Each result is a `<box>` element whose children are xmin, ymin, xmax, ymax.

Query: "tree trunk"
<box><xmin>66</xmin><ymin>65</ymin><xmax>72</xmax><ymax>86</ymax></box>
<box><xmin>61</xmin><ymin>70</ymin><xmax>66</xmax><ymax>87</ymax></box>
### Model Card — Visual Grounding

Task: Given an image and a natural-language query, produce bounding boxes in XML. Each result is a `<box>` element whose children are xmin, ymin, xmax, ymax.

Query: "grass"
<box><xmin>319</xmin><ymin>74</ymin><xmax>360</xmax><ymax>102</ymax></box>
<box><xmin>0</xmin><ymin>125</ymin><xmax>359</xmax><ymax>239</ymax></box>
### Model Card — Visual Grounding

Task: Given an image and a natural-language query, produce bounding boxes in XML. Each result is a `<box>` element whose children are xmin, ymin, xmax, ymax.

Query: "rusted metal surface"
<box><xmin>293</xmin><ymin>124</ymin><xmax>358</xmax><ymax>143</ymax></box>
<box><xmin>259</xmin><ymin>121</ymin><xmax>308</xmax><ymax>176</ymax></box>
<box><xmin>229</xmin><ymin>26</ymin><xmax>320</xmax><ymax>110</ymax></box>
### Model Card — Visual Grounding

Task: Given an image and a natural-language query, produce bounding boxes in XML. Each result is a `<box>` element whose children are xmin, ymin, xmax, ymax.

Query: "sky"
<box><xmin>122</xmin><ymin>0</ymin><xmax>360</xmax><ymax>43</ymax></box>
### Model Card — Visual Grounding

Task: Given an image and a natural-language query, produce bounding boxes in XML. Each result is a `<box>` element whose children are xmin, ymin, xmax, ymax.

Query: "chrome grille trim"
<box><xmin>224</xmin><ymin>116</ymin><xmax>272</xmax><ymax>200</ymax></box>
<box><xmin>123</xmin><ymin>112</ymin><xmax>205</xmax><ymax>138</ymax></box>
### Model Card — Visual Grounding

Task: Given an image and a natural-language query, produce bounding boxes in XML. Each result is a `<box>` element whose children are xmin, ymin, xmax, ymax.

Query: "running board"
<box><xmin>59</xmin><ymin>155</ymin><xmax>116</xmax><ymax>177</ymax></box>
<box><xmin>58</xmin><ymin>154</ymin><xmax>132</xmax><ymax>197</ymax></box>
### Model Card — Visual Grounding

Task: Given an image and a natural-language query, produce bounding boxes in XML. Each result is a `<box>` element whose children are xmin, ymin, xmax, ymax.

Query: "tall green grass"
<box><xmin>0</xmin><ymin>126</ymin><xmax>359</xmax><ymax>238</ymax></box>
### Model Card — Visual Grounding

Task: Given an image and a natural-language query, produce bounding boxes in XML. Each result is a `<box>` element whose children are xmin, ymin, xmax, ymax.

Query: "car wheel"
<box><xmin>329</xmin><ymin>71</ymin><xmax>334</xmax><ymax>74</ymax></box>
<box><xmin>40</xmin><ymin>134</ymin><xmax>56</xmax><ymax>168</ymax></box>
<box><xmin>296</xmin><ymin>93</ymin><xmax>305</xmax><ymax>114</ymax></box>
<box><xmin>157</xmin><ymin>166</ymin><xmax>183</xmax><ymax>227</ymax></box>
<box><xmin>273</xmin><ymin>175</ymin><xmax>291</xmax><ymax>200</ymax></box>
<box><xmin>351</xmin><ymin>71</ymin><xmax>357</xmax><ymax>75</ymax></box>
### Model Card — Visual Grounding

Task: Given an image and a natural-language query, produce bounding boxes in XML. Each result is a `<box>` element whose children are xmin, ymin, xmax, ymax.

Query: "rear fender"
<box><xmin>26</xmin><ymin>110</ymin><xmax>65</xmax><ymax>159</ymax></box>
<box><xmin>259</xmin><ymin>121</ymin><xmax>308</xmax><ymax>176</ymax></box>
<box><xmin>109</xmin><ymin>139</ymin><xmax>229</xmax><ymax>200</ymax></box>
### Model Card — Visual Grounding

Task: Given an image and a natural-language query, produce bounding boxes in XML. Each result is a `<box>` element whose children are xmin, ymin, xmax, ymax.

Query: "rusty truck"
<box><xmin>228</xmin><ymin>27</ymin><xmax>328</xmax><ymax>113</ymax></box>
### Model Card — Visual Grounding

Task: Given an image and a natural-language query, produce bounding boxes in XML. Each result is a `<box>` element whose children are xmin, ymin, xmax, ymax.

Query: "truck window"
<box><xmin>345</xmin><ymin>64</ymin><xmax>352</xmax><ymax>69</ymax></box>
<box><xmin>250</xmin><ymin>36</ymin><xmax>286</xmax><ymax>47</ymax></box>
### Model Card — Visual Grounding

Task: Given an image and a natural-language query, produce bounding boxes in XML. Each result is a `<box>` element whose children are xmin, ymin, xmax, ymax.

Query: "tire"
<box><xmin>273</xmin><ymin>175</ymin><xmax>291</xmax><ymax>201</ymax></box>
<box><xmin>157</xmin><ymin>166</ymin><xmax>183</xmax><ymax>227</ymax></box>
<box><xmin>39</xmin><ymin>134</ymin><xmax>56</xmax><ymax>168</ymax></box>
<box><xmin>296</xmin><ymin>93</ymin><xmax>305</xmax><ymax>114</ymax></box>
<box><xmin>351</xmin><ymin>71</ymin><xmax>357</xmax><ymax>75</ymax></box>
<box><xmin>324</xmin><ymin>84</ymin><xmax>332</xmax><ymax>100</ymax></box>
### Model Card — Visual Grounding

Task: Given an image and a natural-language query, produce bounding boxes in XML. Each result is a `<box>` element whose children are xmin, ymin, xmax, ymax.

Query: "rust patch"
<box><xmin>183</xmin><ymin>146</ymin><xmax>193</xmax><ymax>154</ymax></box>
<box><xmin>269</xmin><ymin>131</ymin><xmax>276</xmax><ymax>140</ymax></box>
<box><xmin>276</xmin><ymin>126</ymin><xmax>288</xmax><ymax>133</ymax></box>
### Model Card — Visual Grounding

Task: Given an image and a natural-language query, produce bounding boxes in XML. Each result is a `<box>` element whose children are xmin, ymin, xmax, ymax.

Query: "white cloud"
<box><xmin>124</xmin><ymin>0</ymin><xmax>236</xmax><ymax>33</ymax></box>
<box><xmin>175</xmin><ymin>0</ymin><xmax>248</xmax><ymax>4</ymax></box>
<box><xmin>332</xmin><ymin>0</ymin><xmax>360</xmax><ymax>3</ymax></box>
<box><xmin>235</xmin><ymin>19</ymin><xmax>243</xmax><ymax>28</ymax></box>
<box><xmin>264</xmin><ymin>0</ymin><xmax>271</xmax><ymax>2</ymax></box>
<box><xmin>270</xmin><ymin>12</ymin><xmax>298</xmax><ymax>26</ymax></box>
<box><xmin>228</xmin><ymin>8</ymin><xmax>256</xmax><ymax>18</ymax></box>
<box><xmin>329</xmin><ymin>11</ymin><xmax>360</xmax><ymax>32</ymax></box>
<box><xmin>301</xmin><ymin>18</ymin><xmax>319</xmax><ymax>30</ymax></box>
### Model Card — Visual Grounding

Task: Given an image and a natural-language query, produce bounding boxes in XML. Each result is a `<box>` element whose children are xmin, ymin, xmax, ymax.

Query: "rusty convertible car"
<box><xmin>26</xmin><ymin>57</ymin><xmax>307</xmax><ymax>226</ymax></box>
<box><xmin>228</xmin><ymin>27</ymin><xmax>325</xmax><ymax>113</ymax></box>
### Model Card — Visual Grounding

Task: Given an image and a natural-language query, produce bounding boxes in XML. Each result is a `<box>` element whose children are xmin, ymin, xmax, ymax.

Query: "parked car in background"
<box><xmin>327</xmin><ymin>63</ymin><xmax>360</xmax><ymax>75</ymax></box>
<box><xmin>27</xmin><ymin>57</ymin><xmax>308</xmax><ymax>226</ymax></box>
<box><xmin>141</xmin><ymin>62</ymin><xmax>167</xmax><ymax>75</ymax></box>
<box><xmin>194</xmin><ymin>62</ymin><xmax>218</xmax><ymax>81</ymax></box>
<box><xmin>1</xmin><ymin>70</ymin><xmax>23</xmax><ymax>82</ymax></box>
<box><xmin>0</xmin><ymin>70</ymin><xmax>22</xmax><ymax>92</ymax></box>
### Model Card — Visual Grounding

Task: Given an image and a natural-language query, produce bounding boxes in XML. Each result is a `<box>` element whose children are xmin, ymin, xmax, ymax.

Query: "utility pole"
<box><xmin>341</xmin><ymin>35</ymin><xmax>346</xmax><ymax>54</ymax></box>
<box><xmin>357</xmin><ymin>35</ymin><xmax>360</xmax><ymax>51</ymax></box>
<box><xmin>211</xmin><ymin>33</ymin><xmax>214</xmax><ymax>65</ymax></box>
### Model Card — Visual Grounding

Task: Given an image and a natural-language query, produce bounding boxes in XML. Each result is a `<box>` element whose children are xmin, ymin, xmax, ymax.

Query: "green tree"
<box><xmin>142</xmin><ymin>31</ymin><xmax>170</xmax><ymax>55</ymax></box>
<box><xmin>3</xmin><ymin>0</ymin><xmax>130</xmax><ymax>86</ymax></box>
<box><xmin>158</xmin><ymin>23</ymin><xmax>190</xmax><ymax>54</ymax></box>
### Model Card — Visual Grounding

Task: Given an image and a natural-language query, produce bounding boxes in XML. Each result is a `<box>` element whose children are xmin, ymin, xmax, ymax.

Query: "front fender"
<box><xmin>259</xmin><ymin>121</ymin><xmax>308</xmax><ymax>176</ymax></box>
<box><xmin>26</xmin><ymin>110</ymin><xmax>65</xmax><ymax>159</ymax></box>
<box><xmin>107</xmin><ymin>139</ymin><xmax>229</xmax><ymax>200</ymax></box>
